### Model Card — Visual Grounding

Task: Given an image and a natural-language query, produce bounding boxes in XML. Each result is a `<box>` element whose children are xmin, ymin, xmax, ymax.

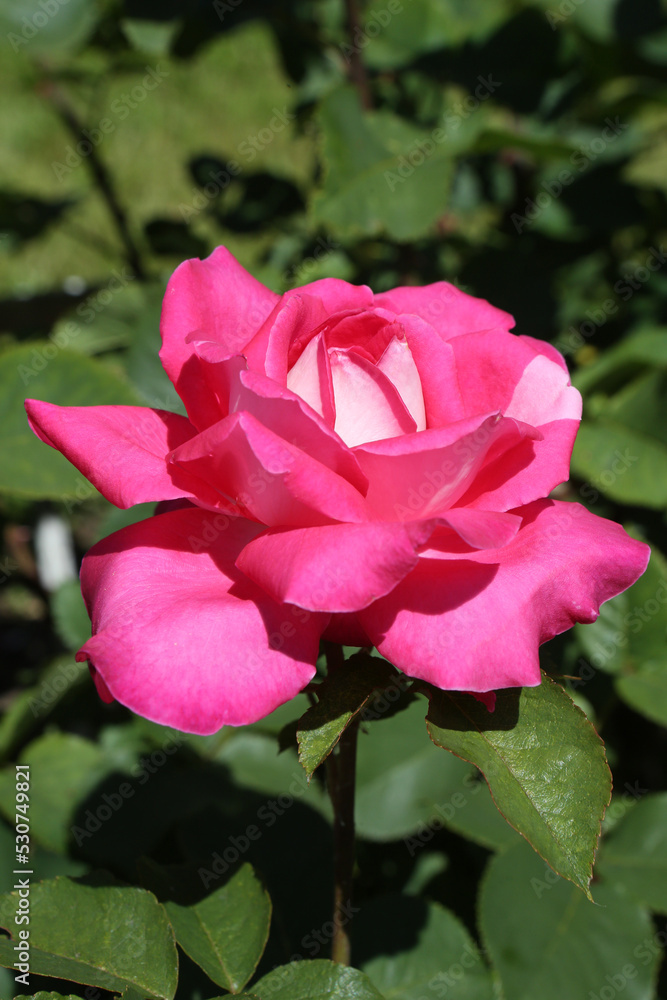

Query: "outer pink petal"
<box><xmin>359</xmin><ymin>500</ymin><xmax>650</xmax><ymax>692</ymax></box>
<box><xmin>236</xmin><ymin>520</ymin><xmax>439</xmax><ymax>612</ymax></box>
<box><xmin>284</xmin><ymin>277</ymin><xmax>374</xmax><ymax>313</ymax></box>
<box><xmin>449</xmin><ymin>331</ymin><xmax>581</xmax><ymax>509</ymax></box>
<box><xmin>354</xmin><ymin>413</ymin><xmax>538</xmax><ymax>520</ymax></box>
<box><xmin>169</xmin><ymin>411</ymin><xmax>369</xmax><ymax>526</ymax></box>
<box><xmin>76</xmin><ymin>508</ymin><xmax>328</xmax><ymax>732</ymax></box>
<box><xmin>24</xmin><ymin>401</ymin><xmax>212</xmax><ymax>508</ymax></box>
<box><xmin>237</xmin><ymin>509</ymin><xmax>521</xmax><ymax>613</ymax></box>
<box><xmin>374</xmin><ymin>282</ymin><xmax>514</xmax><ymax>340</ymax></box>
<box><xmin>160</xmin><ymin>247</ymin><xmax>279</xmax><ymax>418</ymax></box>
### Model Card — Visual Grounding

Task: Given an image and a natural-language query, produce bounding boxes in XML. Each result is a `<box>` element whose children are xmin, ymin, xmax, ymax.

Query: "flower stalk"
<box><xmin>326</xmin><ymin>648</ymin><xmax>359</xmax><ymax>965</ymax></box>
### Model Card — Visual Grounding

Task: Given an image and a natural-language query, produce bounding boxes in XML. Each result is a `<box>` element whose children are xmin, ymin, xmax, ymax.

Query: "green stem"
<box><xmin>325</xmin><ymin>647</ymin><xmax>359</xmax><ymax>966</ymax></box>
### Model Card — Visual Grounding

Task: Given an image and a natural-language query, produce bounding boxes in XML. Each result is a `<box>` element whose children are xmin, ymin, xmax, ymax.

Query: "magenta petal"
<box><xmin>169</xmin><ymin>411</ymin><xmax>369</xmax><ymax>526</ymax></box>
<box><xmin>359</xmin><ymin>500</ymin><xmax>650</xmax><ymax>693</ymax></box>
<box><xmin>354</xmin><ymin>413</ymin><xmax>537</xmax><ymax>520</ymax></box>
<box><xmin>233</xmin><ymin>369</ymin><xmax>368</xmax><ymax>494</ymax></box>
<box><xmin>25</xmin><ymin>401</ymin><xmax>202</xmax><ymax>508</ymax></box>
<box><xmin>374</xmin><ymin>282</ymin><xmax>514</xmax><ymax>340</ymax></box>
<box><xmin>236</xmin><ymin>519</ymin><xmax>440</xmax><ymax>612</ymax></box>
<box><xmin>160</xmin><ymin>246</ymin><xmax>279</xmax><ymax>418</ymax></box>
<box><xmin>77</xmin><ymin>508</ymin><xmax>327</xmax><ymax>732</ymax></box>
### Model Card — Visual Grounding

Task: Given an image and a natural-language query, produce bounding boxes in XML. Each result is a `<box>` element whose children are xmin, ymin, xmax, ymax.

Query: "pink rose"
<box><xmin>26</xmin><ymin>247</ymin><xmax>649</xmax><ymax>733</ymax></box>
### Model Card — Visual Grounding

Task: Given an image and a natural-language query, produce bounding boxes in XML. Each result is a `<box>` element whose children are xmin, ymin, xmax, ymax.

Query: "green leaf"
<box><xmin>51</xmin><ymin>580</ymin><xmax>91</xmax><ymax>650</ymax></box>
<box><xmin>356</xmin><ymin>696</ymin><xmax>482</xmax><ymax>842</ymax></box>
<box><xmin>616</xmin><ymin>663</ymin><xmax>667</xmax><ymax>727</ymax></box>
<box><xmin>479</xmin><ymin>840</ymin><xmax>658</xmax><ymax>1000</ymax></box>
<box><xmin>360</xmin><ymin>0</ymin><xmax>512</xmax><ymax>68</ymax></box>
<box><xmin>297</xmin><ymin>653</ymin><xmax>398</xmax><ymax>777</ymax></box>
<box><xmin>1</xmin><ymin>344</ymin><xmax>140</xmax><ymax>500</ymax></box>
<box><xmin>0</xmin><ymin>0</ymin><xmax>100</xmax><ymax>54</ymax></box>
<box><xmin>141</xmin><ymin>861</ymin><xmax>271</xmax><ymax>993</ymax></box>
<box><xmin>0</xmin><ymin>732</ymin><xmax>108</xmax><ymax>854</ymax></box>
<box><xmin>426</xmin><ymin>673</ymin><xmax>611</xmax><ymax>897</ymax></box>
<box><xmin>15</xmin><ymin>994</ymin><xmax>84</xmax><ymax>1000</ymax></box>
<box><xmin>251</xmin><ymin>959</ymin><xmax>386</xmax><ymax>999</ymax></box>
<box><xmin>597</xmin><ymin>793</ymin><xmax>667</xmax><ymax>912</ymax></box>
<box><xmin>311</xmin><ymin>87</ymin><xmax>459</xmax><ymax>241</ymax></box>
<box><xmin>356</xmin><ymin>895</ymin><xmax>494</xmax><ymax>999</ymax></box>
<box><xmin>572</xmin><ymin>327</ymin><xmax>667</xmax><ymax>396</ymax></box>
<box><xmin>0</xmin><ymin>877</ymin><xmax>178</xmax><ymax>999</ymax></box>
<box><xmin>571</xmin><ymin>419</ymin><xmax>667</xmax><ymax>508</ymax></box>
<box><xmin>121</xmin><ymin>18</ymin><xmax>180</xmax><ymax>55</ymax></box>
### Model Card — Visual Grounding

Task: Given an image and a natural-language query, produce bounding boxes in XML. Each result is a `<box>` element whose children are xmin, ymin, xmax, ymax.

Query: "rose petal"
<box><xmin>374</xmin><ymin>281</ymin><xmax>514</xmax><ymax>340</ymax></box>
<box><xmin>376</xmin><ymin>335</ymin><xmax>427</xmax><ymax>431</ymax></box>
<box><xmin>286</xmin><ymin>332</ymin><xmax>336</xmax><ymax>426</ymax></box>
<box><xmin>359</xmin><ymin>499</ymin><xmax>650</xmax><ymax>692</ymax></box>
<box><xmin>236</xmin><ymin>519</ymin><xmax>440</xmax><ymax>612</ymax></box>
<box><xmin>169</xmin><ymin>411</ymin><xmax>369</xmax><ymax>526</ymax></box>
<box><xmin>450</xmin><ymin>332</ymin><xmax>582</xmax><ymax>510</ymax></box>
<box><xmin>24</xmin><ymin>401</ymin><xmax>214</xmax><ymax>508</ymax></box>
<box><xmin>76</xmin><ymin>508</ymin><xmax>328</xmax><ymax>732</ymax></box>
<box><xmin>354</xmin><ymin>412</ymin><xmax>538</xmax><ymax>520</ymax></box>
<box><xmin>160</xmin><ymin>246</ymin><xmax>279</xmax><ymax>419</ymax></box>
<box><xmin>234</xmin><ymin>368</ymin><xmax>368</xmax><ymax>493</ymax></box>
<box><xmin>329</xmin><ymin>348</ymin><xmax>417</xmax><ymax>446</ymax></box>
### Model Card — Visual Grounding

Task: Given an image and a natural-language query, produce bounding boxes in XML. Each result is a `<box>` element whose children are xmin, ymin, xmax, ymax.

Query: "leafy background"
<box><xmin>1</xmin><ymin>0</ymin><xmax>667</xmax><ymax>997</ymax></box>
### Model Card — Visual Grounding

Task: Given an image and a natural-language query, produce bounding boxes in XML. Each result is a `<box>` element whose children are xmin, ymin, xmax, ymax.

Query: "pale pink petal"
<box><xmin>24</xmin><ymin>401</ymin><xmax>215</xmax><ymax>508</ymax></box>
<box><xmin>286</xmin><ymin>332</ymin><xmax>336</xmax><ymax>426</ymax></box>
<box><xmin>374</xmin><ymin>282</ymin><xmax>514</xmax><ymax>340</ymax></box>
<box><xmin>160</xmin><ymin>247</ymin><xmax>279</xmax><ymax>417</ymax></box>
<box><xmin>168</xmin><ymin>411</ymin><xmax>369</xmax><ymax>526</ymax></box>
<box><xmin>376</xmin><ymin>335</ymin><xmax>427</xmax><ymax>431</ymax></box>
<box><xmin>359</xmin><ymin>500</ymin><xmax>650</xmax><ymax>692</ymax></box>
<box><xmin>76</xmin><ymin>509</ymin><xmax>327</xmax><ymax>732</ymax></box>
<box><xmin>234</xmin><ymin>368</ymin><xmax>367</xmax><ymax>493</ymax></box>
<box><xmin>354</xmin><ymin>413</ymin><xmax>538</xmax><ymax>520</ymax></box>
<box><xmin>330</xmin><ymin>349</ymin><xmax>417</xmax><ymax>446</ymax></box>
<box><xmin>236</xmin><ymin>520</ymin><xmax>440</xmax><ymax>612</ymax></box>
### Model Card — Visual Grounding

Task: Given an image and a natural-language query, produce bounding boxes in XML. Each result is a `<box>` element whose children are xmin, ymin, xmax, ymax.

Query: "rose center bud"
<box><xmin>286</xmin><ymin>314</ymin><xmax>427</xmax><ymax>447</ymax></box>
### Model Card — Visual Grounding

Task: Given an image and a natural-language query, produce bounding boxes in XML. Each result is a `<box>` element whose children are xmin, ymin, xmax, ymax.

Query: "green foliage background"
<box><xmin>1</xmin><ymin>0</ymin><xmax>667</xmax><ymax>997</ymax></box>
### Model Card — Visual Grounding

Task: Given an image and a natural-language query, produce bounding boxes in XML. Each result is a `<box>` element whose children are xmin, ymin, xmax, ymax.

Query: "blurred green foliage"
<box><xmin>1</xmin><ymin>0</ymin><xmax>667</xmax><ymax>997</ymax></box>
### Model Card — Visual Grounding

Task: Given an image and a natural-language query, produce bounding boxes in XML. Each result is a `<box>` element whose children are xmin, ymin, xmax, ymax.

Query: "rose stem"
<box><xmin>325</xmin><ymin>644</ymin><xmax>359</xmax><ymax>966</ymax></box>
<box><xmin>40</xmin><ymin>76</ymin><xmax>147</xmax><ymax>281</ymax></box>
<box><xmin>344</xmin><ymin>0</ymin><xmax>373</xmax><ymax>110</ymax></box>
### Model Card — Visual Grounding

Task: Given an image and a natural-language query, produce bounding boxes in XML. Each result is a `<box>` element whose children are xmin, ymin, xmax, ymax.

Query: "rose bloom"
<box><xmin>26</xmin><ymin>247</ymin><xmax>648</xmax><ymax>733</ymax></box>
